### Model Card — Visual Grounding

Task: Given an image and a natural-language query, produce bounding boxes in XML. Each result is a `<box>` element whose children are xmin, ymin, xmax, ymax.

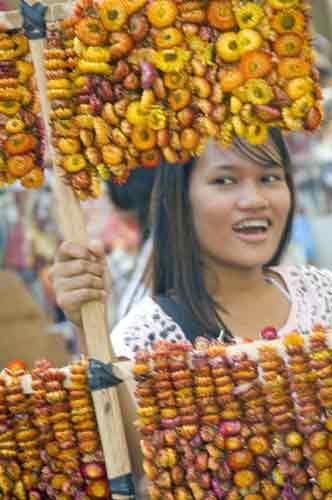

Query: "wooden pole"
<box><xmin>8</xmin><ymin>3</ymin><xmax>135</xmax><ymax>497</ymax></box>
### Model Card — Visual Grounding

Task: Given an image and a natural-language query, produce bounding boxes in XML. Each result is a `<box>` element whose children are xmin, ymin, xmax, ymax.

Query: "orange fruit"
<box><xmin>147</xmin><ymin>0</ymin><xmax>178</xmax><ymax>28</ymax></box>
<box><xmin>4</xmin><ymin>133</ymin><xmax>37</xmax><ymax>156</ymax></box>
<box><xmin>75</xmin><ymin>17</ymin><xmax>108</xmax><ymax>45</ymax></box>
<box><xmin>100</xmin><ymin>0</ymin><xmax>127</xmax><ymax>31</ymax></box>
<box><xmin>207</xmin><ymin>0</ymin><xmax>236</xmax><ymax>31</ymax></box>
<box><xmin>21</xmin><ymin>168</ymin><xmax>44</xmax><ymax>189</ymax></box>
<box><xmin>7</xmin><ymin>154</ymin><xmax>35</xmax><ymax>178</ymax></box>
<box><xmin>240</xmin><ymin>50</ymin><xmax>273</xmax><ymax>80</ymax></box>
<box><xmin>277</xmin><ymin>57</ymin><xmax>310</xmax><ymax>79</ymax></box>
<box><xmin>274</xmin><ymin>33</ymin><xmax>303</xmax><ymax>57</ymax></box>
<box><xmin>168</xmin><ymin>88</ymin><xmax>191</xmax><ymax>111</ymax></box>
<box><xmin>164</xmin><ymin>72</ymin><xmax>188</xmax><ymax>90</ymax></box>
<box><xmin>219</xmin><ymin>68</ymin><xmax>244</xmax><ymax>92</ymax></box>
<box><xmin>180</xmin><ymin>128</ymin><xmax>199</xmax><ymax>150</ymax></box>
<box><xmin>140</xmin><ymin>148</ymin><xmax>162</xmax><ymax>168</ymax></box>
<box><xmin>132</xmin><ymin>125</ymin><xmax>157</xmax><ymax>151</ymax></box>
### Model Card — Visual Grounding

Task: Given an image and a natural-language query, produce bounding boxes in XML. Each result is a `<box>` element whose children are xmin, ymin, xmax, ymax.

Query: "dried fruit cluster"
<box><xmin>0</xmin><ymin>28</ymin><xmax>45</xmax><ymax>190</ymax></box>
<box><xmin>0</xmin><ymin>359</ymin><xmax>111</xmax><ymax>499</ymax></box>
<box><xmin>46</xmin><ymin>0</ymin><xmax>321</xmax><ymax>196</ymax></box>
<box><xmin>134</xmin><ymin>327</ymin><xmax>332</xmax><ymax>499</ymax></box>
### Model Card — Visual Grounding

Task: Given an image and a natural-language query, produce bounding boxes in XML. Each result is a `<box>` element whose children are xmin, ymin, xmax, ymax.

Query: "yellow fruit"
<box><xmin>62</xmin><ymin>154</ymin><xmax>87</xmax><ymax>173</ymax></box>
<box><xmin>216</xmin><ymin>33</ymin><xmax>241</xmax><ymax>62</ymax></box>
<box><xmin>126</xmin><ymin>101</ymin><xmax>148</xmax><ymax>125</ymax></box>
<box><xmin>238</xmin><ymin>29</ymin><xmax>262</xmax><ymax>53</ymax></box>
<box><xmin>286</xmin><ymin>77</ymin><xmax>313</xmax><ymax>100</ymax></box>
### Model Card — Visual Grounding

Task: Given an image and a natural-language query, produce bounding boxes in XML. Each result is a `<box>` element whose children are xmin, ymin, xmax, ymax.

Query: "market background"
<box><xmin>0</xmin><ymin>0</ymin><xmax>332</xmax><ymax>368</ymax></box>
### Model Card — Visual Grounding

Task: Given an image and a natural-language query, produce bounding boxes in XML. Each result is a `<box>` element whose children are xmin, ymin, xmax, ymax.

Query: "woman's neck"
<box><xmin>205</xmin><ymin>260</ymin><xmax>269</xmax><ymax>306</ymax></box>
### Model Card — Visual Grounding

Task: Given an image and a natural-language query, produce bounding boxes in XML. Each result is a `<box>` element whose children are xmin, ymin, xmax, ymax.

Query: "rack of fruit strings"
<box><xmin>0</xmin><ymin>2</ymin><xmax>135</xmax><ymax>499</ymax></box>
<box><xmin>0</xmin><ymin>0</ymin><xmax>327</xmax><ymax>498</ymax></box>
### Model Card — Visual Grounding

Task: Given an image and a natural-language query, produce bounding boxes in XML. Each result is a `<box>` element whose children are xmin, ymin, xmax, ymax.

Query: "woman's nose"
<box><xmin>236</xmin><ymin>183</ymin><xmax>269</xmax><ymax>210</ymax></box>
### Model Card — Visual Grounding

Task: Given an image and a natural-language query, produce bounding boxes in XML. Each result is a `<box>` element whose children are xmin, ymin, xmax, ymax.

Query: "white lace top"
<box><xmin>111</xmin><ymin>265</ymin><xmax>332</xmax><ymax>359</ymax></box>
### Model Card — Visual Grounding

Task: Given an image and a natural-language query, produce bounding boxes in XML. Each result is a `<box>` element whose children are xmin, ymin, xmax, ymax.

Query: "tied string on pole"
<box><xmin>20</xmin><ymin>0</ymin><xmax>47</xmax><ymax>39</ymax></box>
<box><xmin>109</xmin><ymin>474</ymin><xmax>136</xmax><ymax>499</ymax></box>
<box><xmin>88</xmin><ymin>358</ymin><xmax>123</xmax><ymax>391</ymax></box>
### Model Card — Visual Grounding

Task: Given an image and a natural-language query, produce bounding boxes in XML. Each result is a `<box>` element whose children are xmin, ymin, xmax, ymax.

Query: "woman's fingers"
<box><xmin>56</xmin><ymin>288</ymin><xmax>107</xmax><ymax>313</ymax></box>
<box><xmin>52</xmin><ymin>258</ymin><xmax>104</xmax><ymax>279</ymax></box>
<box><xmin>56</xmin><ymin>274</ymin><xmax>105</xmax><ymax>293</ymax></box>
<box><xmin>51</xmin><ymin>239</ymin><xmax>109</xmax><ymax>327</ymax></box>
<box><xmin>56</xmin><ymin>241</ymin><xmax>91</xmax><ymax>263</ymax></box>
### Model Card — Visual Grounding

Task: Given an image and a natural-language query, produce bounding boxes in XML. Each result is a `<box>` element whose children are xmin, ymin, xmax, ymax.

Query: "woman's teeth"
<box><xmin>233</xmin><ymin>219</ymin><xmax>270</xmax><ymax>233</ymax></box>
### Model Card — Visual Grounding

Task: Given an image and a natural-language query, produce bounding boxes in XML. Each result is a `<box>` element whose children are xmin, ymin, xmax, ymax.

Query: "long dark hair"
<box><xmin>151</xmin><ymin>129</ymin><xmax>295</xmax><ymax>339</ymax></box>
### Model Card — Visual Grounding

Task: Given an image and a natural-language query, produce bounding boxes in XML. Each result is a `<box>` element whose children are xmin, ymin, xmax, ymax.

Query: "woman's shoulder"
<box><xmin>110</xmin><ymin>296</ymin><xmax>186</xmax><ymax>359</ymax></box>
<box><xmin>275</xmin><ymin>264</ymin><xmax>332</xmax><ymax>332</ymax></box>
<box><xmin>275</xmin><ymin>264</ymin><xmax>332</xmax><ymax>290</ymax></box>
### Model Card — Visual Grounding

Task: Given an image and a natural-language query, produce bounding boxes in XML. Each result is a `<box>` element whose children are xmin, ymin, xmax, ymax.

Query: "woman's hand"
<box><xmin>51</xmin><ymin>240</ymin><xmax>109</xmax><ymax>327</ymax></box>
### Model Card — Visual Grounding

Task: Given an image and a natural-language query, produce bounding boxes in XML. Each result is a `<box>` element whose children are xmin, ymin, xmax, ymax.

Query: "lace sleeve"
<box><xmin>277</xmin><ymin>265</ymin><xmax>332</xmax><ymax>334</ymax></box>
<box><xmin>110</xmin><ymin>296</ymin><xmax>187</xmax><ymax>359</ymax></box>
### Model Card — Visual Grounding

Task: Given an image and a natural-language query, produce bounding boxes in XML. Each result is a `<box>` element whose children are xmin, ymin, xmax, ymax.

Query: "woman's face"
<box><xmin>189</xmin><ymin>139</ymin><xmax>291</xmax><ymax>270</ymax></box>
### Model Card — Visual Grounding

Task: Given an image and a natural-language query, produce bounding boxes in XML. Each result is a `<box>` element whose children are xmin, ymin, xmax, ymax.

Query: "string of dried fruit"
<box><xmin>259</xmin><ymin>343</ymin><xmax>311</xmax><ymax>498</ymax></box>
<box><xmin>45</xmin><ymin>21</ymin><xmax>99</xmax><ymax>200</ymax></box>
<box><xmin>0</xmin><ymin>374</ymin><xmax>27</xmax><ymax>499</ymax></box>
<box><xmin>0</xmin><ymin>28</ymin><xmax>45</xmax><ymax>190</ymax></box>
<box><xmin>283</xmin><ymin>332</ymin><xmax>330</xmax><ymax>497</ymax></box>
<box><xmin>3</xmin><ymin>371</ymin><xmax>39</xmax><ymax>499</ymax></box>
<box><xmin>68</xmin><ymin>360</ymin><xmax>111</xmax><ymax>499</ymax></box>
<box><xmin>225</xmin><ymin>351</ymin><xmax>271</xmax><ymax>498</ymax></box>
<box><xmin>307</xmin><ymin>327</ymin><xmax>332</xmax><ymax>498</ymax></box>
<box><xmin>36</xmin><ymin>366</ymin><xmax>75</xmax><ymax>498</ymax></box>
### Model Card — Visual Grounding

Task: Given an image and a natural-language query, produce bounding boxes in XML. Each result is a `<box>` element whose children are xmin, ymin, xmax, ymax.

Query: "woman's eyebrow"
<box><xmin>210</xmin><ymin>163</ymin><xmax>284</xmax><ymax>175</ymax></box>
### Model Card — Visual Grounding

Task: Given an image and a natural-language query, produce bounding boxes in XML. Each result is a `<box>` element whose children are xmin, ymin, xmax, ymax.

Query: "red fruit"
<box><xmin>219</xmin><ymin>421</ymin><xmax>241</xmax><ymax>436</ymax></box>
<box><xmin>305</xmin><ymin>107</ymin><xmax>322</xmax><ymax>131</ymax></box>
<box><xmin>98</xmin><ymin>80</ymin><xmax>113</xmax><ymax>101</ymax></box>
<box><xmin>177</xmin><ymin>107</ymin><xmax>195</xmax><ymax>127</ymax></box>
<box><xmin>272</xmin><ymin>86</ymin><xmax>291</xmax><ymax>107</ymax></box>
<box><xmin>113</xmin><ymin>60</ymin><xmax>130</xmax><ymax>81</ymax></box>
<box><xmin>195</xmin><ymin>451</ymin><xmax>209</xmax><ymax>472</ymax></box>
<box><xmin>109</xmin><ymin>32</ymin><xmax>133</xmax><ymax>59</ymax></box>
<box><xmin>90</xmin><ymin>95</ymin><xmax>103</xmax><ymax>115</ymax></box>
<box><xmin>123</xmin><ymin>73</ymin><xmax>140</xmax><ymax>90</ymax></box>
<box><xmin>70</xmin><ymin>171</ymin><xmax>91</xmax><ymax>191</ymax></box>
<box><xmin>129</xmin><ymin>14</ymin><xmax>149</xmax><ymax>41</ymax></box>
<box><xmin>157</xmin><ymin>128</ymin><xmax>169</xmax><ymax>147</ymax></box>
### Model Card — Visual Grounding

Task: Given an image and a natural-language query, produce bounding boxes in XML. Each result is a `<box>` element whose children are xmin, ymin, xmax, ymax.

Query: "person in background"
<box><xmin>102</xmin><ymin>167</ymin><xmax>155</xmax><ymax>328</ymax></box>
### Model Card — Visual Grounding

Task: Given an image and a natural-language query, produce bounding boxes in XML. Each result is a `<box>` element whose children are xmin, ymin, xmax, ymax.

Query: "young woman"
<box><xmin>52</xmin><ymin>129</ymin><xmax>332</xmax><ymax>358</ymax></box>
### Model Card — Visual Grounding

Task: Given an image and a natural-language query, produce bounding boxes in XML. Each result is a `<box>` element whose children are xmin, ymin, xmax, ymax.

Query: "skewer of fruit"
<box><xmin>0</xmin><ymin>27</ymin><xmax>45</xmax><ymax>190</ymax></box>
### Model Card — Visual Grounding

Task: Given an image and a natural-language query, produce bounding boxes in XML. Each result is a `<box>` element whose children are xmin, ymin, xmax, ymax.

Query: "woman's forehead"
<box><xmin>195</xmin><ymin>137</ymin><xmax>281</xmax><ymax>172</ymax></box>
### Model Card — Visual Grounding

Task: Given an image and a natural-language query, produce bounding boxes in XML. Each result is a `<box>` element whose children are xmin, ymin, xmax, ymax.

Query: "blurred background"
<box><xmin>0</xmin><ymin>0</ymin><xmax>331</xmax><ymax>367</ymax></box>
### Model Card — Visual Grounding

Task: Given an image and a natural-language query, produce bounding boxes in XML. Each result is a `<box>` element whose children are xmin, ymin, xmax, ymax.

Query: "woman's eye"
<box><xmin>261</xmin><ymin>174</ymin><xmax>283</xmax><ymax>183</ymax></box>
<box><xmin>215</xmin><ymin>176</ymin><xmax>235</xmax><ymax>185</ymax></box>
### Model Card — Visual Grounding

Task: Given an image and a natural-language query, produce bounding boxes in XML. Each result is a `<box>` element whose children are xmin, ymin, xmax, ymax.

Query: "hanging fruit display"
<box><xmin>0</xmin><ymin>27</ymin><xmax>45</xmax><ymax>190</ymax></box>
<box><xmin>133</xmin><ymin>326</ymin><xmax>332</xmax><ymax>499</ymax></box>
<box><xmin>0</xmin><ymin>359</ymin><xmax>111</xmax><ymax>499</ymax></box>
<box><xmin>46</xmin><ymin>0</ymin><xmax>322</xmax><ymax>196</ymax></box>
